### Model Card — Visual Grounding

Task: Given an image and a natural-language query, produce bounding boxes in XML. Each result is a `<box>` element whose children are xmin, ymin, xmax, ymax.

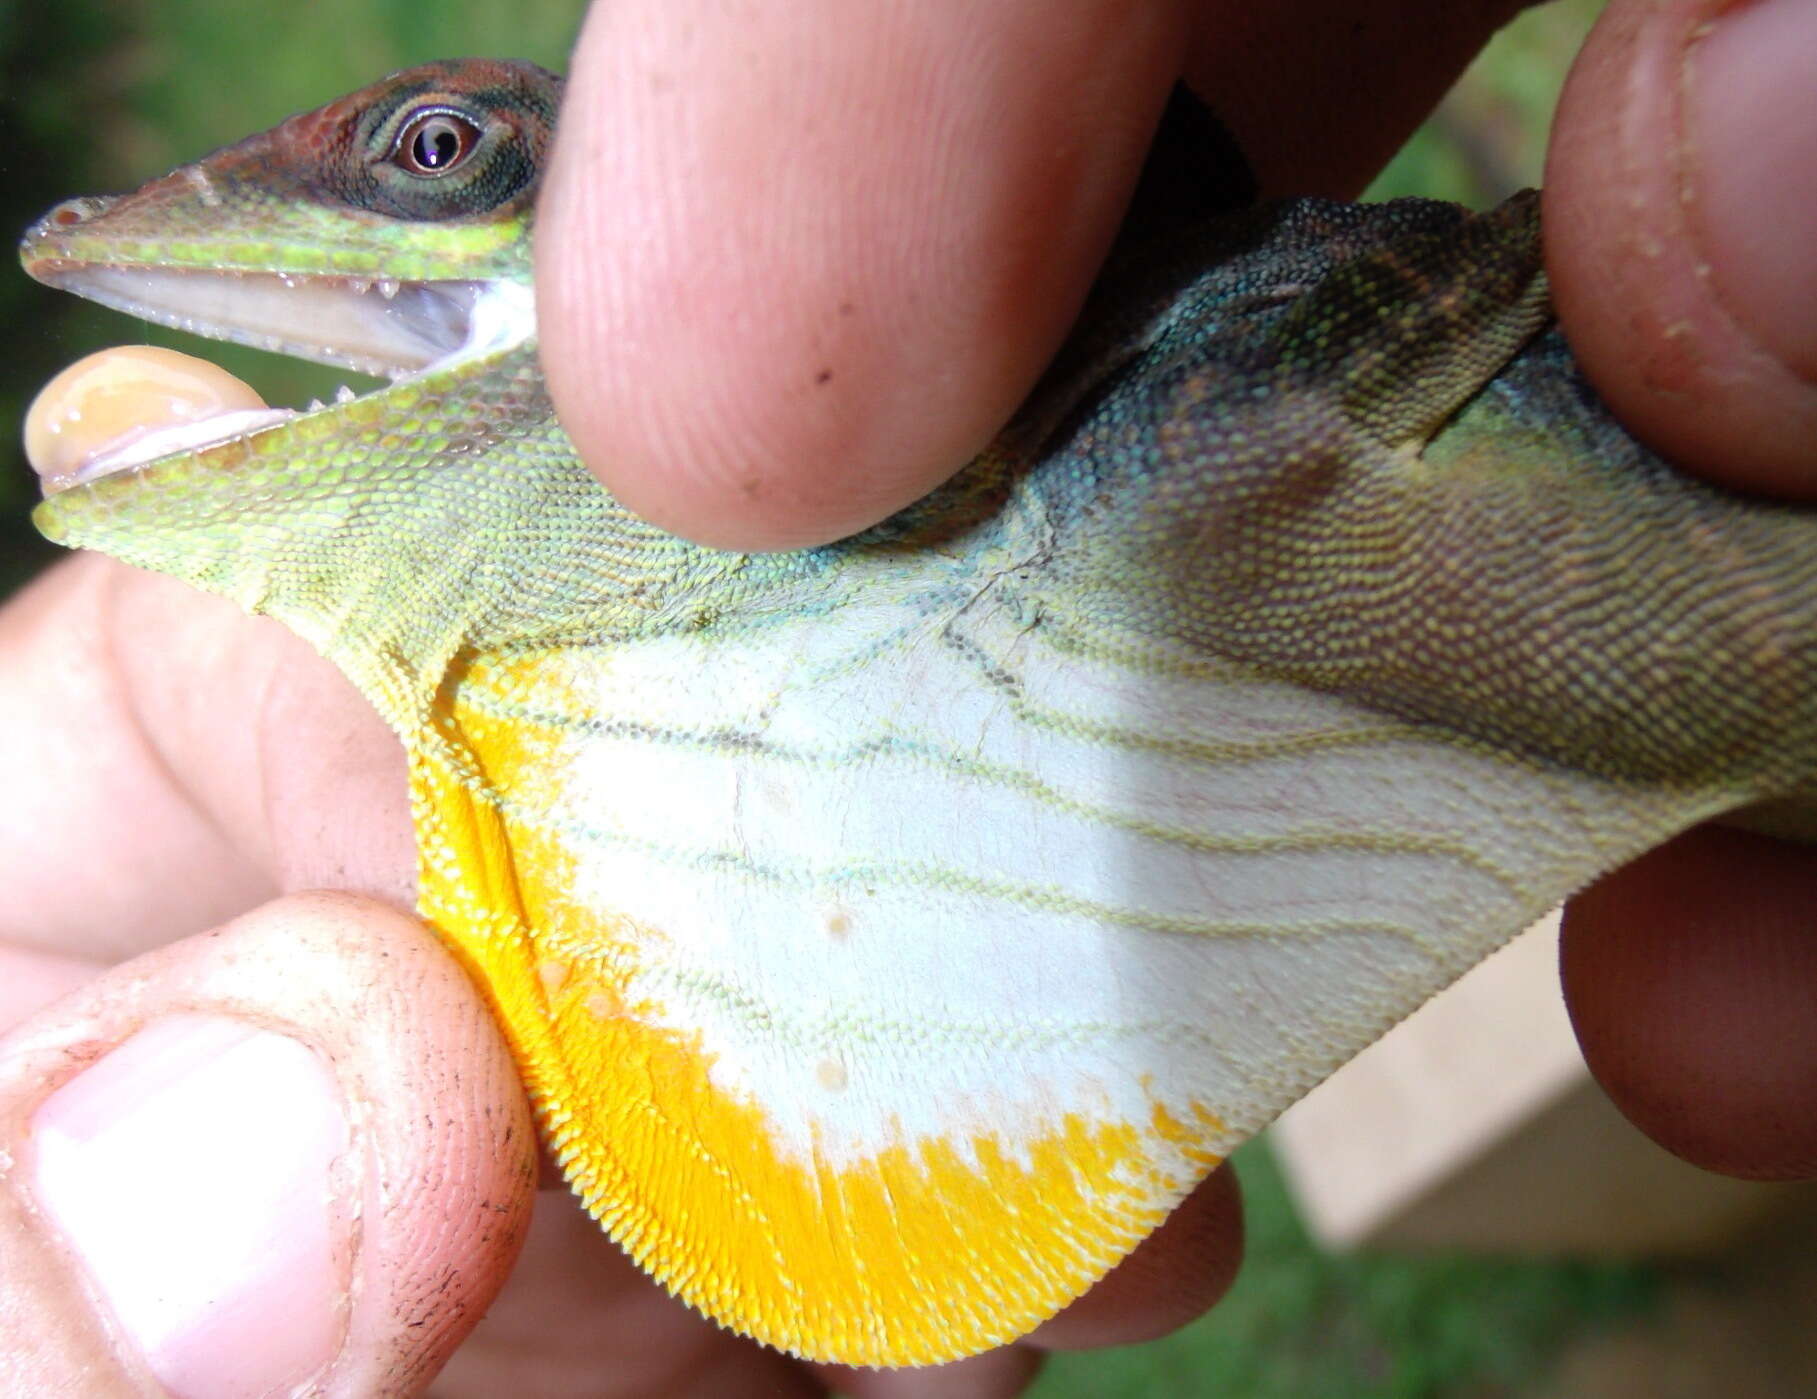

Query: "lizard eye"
<box><xmin>392</xmin><ymin>109</ymin><xmax>483</xmax><ymax>177</ymax></box>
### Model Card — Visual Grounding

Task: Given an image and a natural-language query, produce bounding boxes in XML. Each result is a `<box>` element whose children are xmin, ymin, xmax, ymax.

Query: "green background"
<box><xmin>1</xmin><ymin>4</ymin><xmax>1668</xmax><ymax>1396</ymax></box>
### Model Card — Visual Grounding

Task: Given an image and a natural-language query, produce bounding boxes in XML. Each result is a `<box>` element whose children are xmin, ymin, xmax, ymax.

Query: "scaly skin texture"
<box><xmin>19</xmin><ymin>60</ymin><xmax>1817</xmax><ymax>1365</ymax></box>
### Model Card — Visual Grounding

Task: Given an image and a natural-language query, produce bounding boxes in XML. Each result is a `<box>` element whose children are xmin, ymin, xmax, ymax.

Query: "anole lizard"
<box><xmin>18</xmin><ymin>58</ymin><xmax>1817</xmax><ymax>1366</ymax></box>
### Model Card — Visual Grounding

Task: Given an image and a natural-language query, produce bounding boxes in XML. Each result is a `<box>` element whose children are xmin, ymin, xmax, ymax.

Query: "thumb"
<box><xmin>1545</xmin><ymin>0</ymin><xmax>1817</xmax><ymax>497</ymax></box>
<box><xmin>0</xmin><ymin>894</ymin><xmax>536</xmax><ymax>1398</ymax></box>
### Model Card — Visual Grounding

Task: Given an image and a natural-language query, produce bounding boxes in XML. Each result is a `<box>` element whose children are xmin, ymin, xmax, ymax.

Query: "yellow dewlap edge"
<box><xmin>403</xmin><ymin>676</ymin><xmax>1228</xmax><ymax>1366</ymax></box>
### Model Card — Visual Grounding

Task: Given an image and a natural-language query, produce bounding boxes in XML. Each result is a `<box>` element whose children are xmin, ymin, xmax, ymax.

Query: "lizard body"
<box><xmin>19</xmin><ymin>59</ymin><xmax>1817</xmax><ymax>1365</ymax></box>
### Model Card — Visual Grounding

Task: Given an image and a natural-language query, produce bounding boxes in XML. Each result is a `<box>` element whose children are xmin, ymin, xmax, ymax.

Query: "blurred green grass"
<box><xmin>1366</xmin><ymin>0</ymin><xmax>1602</xmax><ymax>206</ymax></box>
<box><xmin>3</xmin><ymin>5</ymin><xmax>1663</xmax><ymax>1396</ymax></box>
<box><xmin>1029</xmin><ymin>1140</ymin><xmax>1655</xmax><ymax>1399</ymax></box>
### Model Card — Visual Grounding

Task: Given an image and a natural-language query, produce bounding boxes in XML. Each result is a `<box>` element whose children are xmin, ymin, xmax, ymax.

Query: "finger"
<box><xmin>814</xmin><ymin>1344</ymin><xmax>1042</xmax><ymax>1399</ymax></box>
<box><xmin>1544</xmin><ymin>0</ymin><xmax>1817</xmax><ymax>498</ymax></box>
<box><xmin>1028</xmin><ymin>1162</ymin><xmax>1243</xmax><ymax>1350</ymax></box>
<box><xmin>1560</xmin><ymin>824</ymin><xmax>1817</xmax><ymax>1180</ymax></box>
<box><xmin>0</xmin><ymin>556</ymin><xmax>273</xmax><ymax>951</ymax></box>
<box><xmin>0</xmin><ymin>946</ymin><xmax>102</xmax><ymax>1031</ymax></box>
<box><xmin>0</xmin><ymin>894</ymin><xmax>537</xmax><ymax>1399</ymax></box>
<box><xmin>541</xmin><ymin>0</ymin><xmax>1528</xmax><ymax>553</ymax></box>
<box><xmin>539</xmin><ymin>0</ymin><xmax>1189</xmax><ymax>551</ymax></box>
<box><xmin>0</xmin><ymin>555</ymin><xmax>411</xmax><ymax>960</ymax></box>
<box><xmin>439</xmin><ymin>1186</ymin><xmax>825</xmax><ymax>1399</ymax></box>
<box><xmin>1181</xmin><ymin>0</ymin><xmax>1534</xmax><ymax>199</ymax></box>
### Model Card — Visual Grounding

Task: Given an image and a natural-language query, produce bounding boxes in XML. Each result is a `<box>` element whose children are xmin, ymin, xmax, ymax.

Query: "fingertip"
<box><xmin>1560</xmin><ymin>826</ymin><xmax>1817</xmax><ymax>1181</ymax></box>
<box><xmin>1544</xmin><ymin>0</ymin><xmax>1817</xmax><ymax>499</ymax></box>
<box><xmin>537</xmin><ymin>0</ymin><xmax>1185</xmax><ymax>550</ymax></box>
<box><xmin>0</xmin><ymin>896</ymin><xmax>537</xmax><ymax>1397</ymax></box>
<box><xmin>815</xmin><ymin>1345</ymin><xmax>1043</xmax><ymax>1399</ymax></box>
<box><xmin>0</xmin><ymin>947</ymin><xmax>102</xmax><ymax>1031</ymax></box>
<box><xmin>1028</xmin><ymin>1162</ymin><xmax>1244</xmax><ymax>1351</ymax></box>
<box><xmin>216</xmin><ymin>896</ymin><xmax>541</xmax><ymax>1393</ymax></box>
<box><xmin>28</xmin><ymin>1011</ymin><xmax>355</xmax><ymax>1395</ymax></box>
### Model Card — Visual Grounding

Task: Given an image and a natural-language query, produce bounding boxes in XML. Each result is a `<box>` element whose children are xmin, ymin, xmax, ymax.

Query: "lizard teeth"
<box><xmin>335</xmin><ymin>383</ymin><xmax>357</xmax><ymax>404</ymax></box>
<box><xmin>30</xmin><ymin>265</ymin><xmax>524</xmax><ymax>378</ymax></box>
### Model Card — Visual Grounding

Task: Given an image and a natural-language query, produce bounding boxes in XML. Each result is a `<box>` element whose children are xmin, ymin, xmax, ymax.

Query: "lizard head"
<box><xmin>19</xmin><ymin>60</ymin><xmax>600</xmax><ymax>683</ymax></box>
<box><xmin>20</xmin><ymin>58</ymin><xmax>554</xmax><ymax>384</ymax></box>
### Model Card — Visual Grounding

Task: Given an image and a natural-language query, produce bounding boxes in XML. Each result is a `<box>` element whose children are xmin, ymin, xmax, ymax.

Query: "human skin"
<box><xmin>1</xmin><ymin>1</ymin><xmax>1813</xmax><ymax>1394</ymax></box>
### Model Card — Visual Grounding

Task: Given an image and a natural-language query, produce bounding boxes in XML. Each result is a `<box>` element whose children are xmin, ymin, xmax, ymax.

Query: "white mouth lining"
<box><xmin>41</xmin><ymin>277</ymin><xmax>537</xmax><ymax>494</ymax></box>
<box><xmin>46</xmin><ymin>264</ymin><xmax>535</xmax><ymax>376</ymax></box>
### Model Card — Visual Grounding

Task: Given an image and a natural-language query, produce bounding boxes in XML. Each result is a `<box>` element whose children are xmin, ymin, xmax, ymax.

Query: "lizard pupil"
<box><xmin>396</xmin><ymin>111</ymin><xmax>481</xmax><ymax>176</ymax></box>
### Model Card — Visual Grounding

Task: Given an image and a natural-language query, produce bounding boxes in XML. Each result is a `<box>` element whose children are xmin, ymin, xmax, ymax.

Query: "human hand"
<box><xmin>0</xmin><ymin>559</ymin><xmax>539</xmax><ymax>1398</ymax></box>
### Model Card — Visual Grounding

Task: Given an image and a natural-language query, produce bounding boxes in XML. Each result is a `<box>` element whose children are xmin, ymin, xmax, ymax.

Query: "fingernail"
<box><xmin>29</xmin><ymin>1015</ymin><xmax>352</xmax><ymax>1398</ymax></box>
<box><xmin>1686</xmin><ymin>0</ymin><xmax>1817</xmax><ymax>382</ymax></box>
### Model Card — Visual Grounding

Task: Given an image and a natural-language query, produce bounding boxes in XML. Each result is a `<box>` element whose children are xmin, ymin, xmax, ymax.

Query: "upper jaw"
<box><xmin>22</xmin><ymin>258</ymin><xmax>535</xmax><ymax>379</ymax></box>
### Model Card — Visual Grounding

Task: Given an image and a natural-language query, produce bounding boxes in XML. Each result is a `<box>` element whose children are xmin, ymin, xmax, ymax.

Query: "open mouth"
<box><xmin>22</xmin><ymin>262</ymin><xmax>537</xmax><ymax>493</ymax></box>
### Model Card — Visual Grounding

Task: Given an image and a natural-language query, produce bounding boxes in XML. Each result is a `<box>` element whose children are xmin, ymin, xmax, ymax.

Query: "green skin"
<box><xmin>15</xmin><ymin>56</ymin><xmax>1817</xmax><ymax>1355</ymax></box>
